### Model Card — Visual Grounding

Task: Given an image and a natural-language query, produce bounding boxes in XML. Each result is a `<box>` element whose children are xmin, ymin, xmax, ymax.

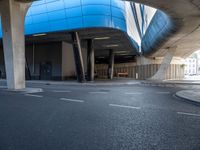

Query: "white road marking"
<box><xmin>25</xmin><ymin>94</ymin><xmax>43</xmax><ymax>98</ymax></box>
<box><xmin>52</xmin><ymin>90</ymin><xmax>71</xmax><ymax>93</ymax></box>
<box><xmin>125</xmin><ymin>92</ymin><xmax>142</xmax><ymax>95</ymax></box>
<box><xmin>89</xmin><ymin>92</ymin><xmax>108</xmax><ymax>94</ymax></box>
<box><xmin>60</xmin><ymin>98</ymin><xmax>84</xmax><ymax>103</ymax></box>
<box><xmin>109</xmin><ymin>104</ymin><xmax>141</xmax><ymax>110</ymax></box>
<box><xmin>156</xmin><ymin>92</ymin><xmax>171</xmax><ymax>94</ymax></box>
<box><xmin>177</xmin><ymin>112</ymin><xmax>200</xmax><ymax>117</ymax></box>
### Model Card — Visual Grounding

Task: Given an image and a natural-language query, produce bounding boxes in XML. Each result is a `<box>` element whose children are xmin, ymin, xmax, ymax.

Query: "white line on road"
<box><xmin>109</xmin><ymin>104</ymin><xmax>141</xmax><ymax>110</ymax></box>
<box><xmin>125</xmin><ymin>92</ymin><xmax>142</xmax><ymax>95</ymax></box>
<box><xmin>25</xmin><ymin>94</ymin><xmax>43</xmax><ymax>98</ymax></box>
<box><xmin>52</xmin><ymin>90</ymin><xmax>71</xmax><ymax>93</ymax></box>
<box><xmin>89</xmin><ymin>92</ymin><xmax>108</xmax><ymax>94</ymax></box>
<box><xmin>177</xmin><ymin>112</ymin><xmax>200</xmax><ymax>117</ymax></box>
<box><xmin>156</xmin><ymin>92</ymin><xmax>171</xmax><ymax>94</ymax></box>
<box><xmin>60</xmin><ymin>98</ymin><xmax>84</xmax><ymax>103</ymax></box>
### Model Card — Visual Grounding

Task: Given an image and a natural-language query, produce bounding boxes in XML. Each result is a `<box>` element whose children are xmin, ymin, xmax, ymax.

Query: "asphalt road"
<box><xmin>0</xmin><ymin>83</ymin><xmax>199</xmax><ymax>150</ymax></box>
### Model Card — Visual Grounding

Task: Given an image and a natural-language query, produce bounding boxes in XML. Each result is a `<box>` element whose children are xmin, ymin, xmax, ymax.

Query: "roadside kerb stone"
<box><xmin>175</xmin><ymin>90</ymin><xmax>200</xmax><ymax>105</ymax></box>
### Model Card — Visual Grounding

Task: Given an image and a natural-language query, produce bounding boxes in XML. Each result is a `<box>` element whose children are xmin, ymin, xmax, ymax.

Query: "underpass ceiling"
<box><xmin>127</xmin><ymin>0</ymin><xmax>200</xmax><ymax>58</ymax></box>
<box><xmin>25</xmin><ymin>28</ymin><xmax>137</xmax><ymax>57</ymax></box>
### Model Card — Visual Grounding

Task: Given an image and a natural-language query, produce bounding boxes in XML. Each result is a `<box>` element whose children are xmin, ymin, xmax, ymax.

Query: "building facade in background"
<box><xmin>184</xmin><ymin>51</ymin><xmax>200</xmax><ymax>75</ymax></box>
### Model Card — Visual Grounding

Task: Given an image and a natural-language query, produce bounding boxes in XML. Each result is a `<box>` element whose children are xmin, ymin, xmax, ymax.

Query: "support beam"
<box><xmin>87</xmin><ymin>39</ymin><xmax>95</xmax><ymax>81</ymax></box>
<box><xmin>71</xmin><ymin>32</ymin><xmax>86</xmax><ymax>83</ymax></box>
<box><xmin>150</xmin><ymin>47</ymin><xmax>176</xmax><ymax>81</ymax></box>
<box><xmin>0</xmin><ymin>0</ymin><xmax>31</xmax><ymax>89</ymax></box>
<box><xmin>108</xmin><ymin>49</ymin><xmax>115</xmax><ymax>80</ymax></box>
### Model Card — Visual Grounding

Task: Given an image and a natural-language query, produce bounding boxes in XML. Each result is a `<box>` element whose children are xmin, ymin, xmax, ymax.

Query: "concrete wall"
<box><xmin>62</xmin><ymin>42</ymin><xmax>76</xmax><ymax>79</ymax></box>
<box><xmin>96</xmin><ymin>62</ymin><xmax>184</xmax><ymax>80</ymax></box>
<box><xmin>136</xmin><ymin>56</ymin><xmax>185</xmax><ymax>65</ymax></box>
<box><xmin>0</xmin><ymin>41</ymin><xmax>89</xmax><ymax>81</ymax></box>
<box><xmin>135</xmin><ymin>56</ymin><xmax>185</xmax><ymax>80</ymax></box>
<box><xmin>26</xmin><ymin>42</ymin><xmax>62</xmax><ymax>80</ymax></box>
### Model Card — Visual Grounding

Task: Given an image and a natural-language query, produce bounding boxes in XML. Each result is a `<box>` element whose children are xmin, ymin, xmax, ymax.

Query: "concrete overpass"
<box><xmin>127</xmin><ymin>0</ymin><xmax>200</xmax><ymax>80</ymax></box>
<box><xmin>129</xmin><ymin>0</ymin><xmax>200</xmax><ymax>58</ymax></box>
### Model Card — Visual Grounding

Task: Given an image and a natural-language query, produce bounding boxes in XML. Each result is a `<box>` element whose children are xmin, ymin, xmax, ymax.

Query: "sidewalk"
<box><xmin>175</xmin><ymin>90</ymin><xmax>200</xmax><ymax>105</ymax></box>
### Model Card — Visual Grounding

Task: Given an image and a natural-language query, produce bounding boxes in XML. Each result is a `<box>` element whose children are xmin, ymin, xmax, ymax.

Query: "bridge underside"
<box><xmin>128</xmin><ymin>0</ymin><xmax>200</xmax><ymax>58</ymax></box>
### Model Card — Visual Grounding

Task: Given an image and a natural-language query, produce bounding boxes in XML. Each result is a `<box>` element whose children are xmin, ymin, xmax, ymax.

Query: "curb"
<box><xmin>141</xmin><ymin>81</ymin><xmax>200</xmax><ymax>89</ymax></box>
<box><xmin>8</xmin><ymin>88</ymin><xmax>43</xmax><ymax>94</ymax></box>
<box><xmin>26</xmin><ymin>80</ymin><xmax>141</xmax><ymax>86</ymax></box>
<box><xmin>175</xmin><ymin>90</ymin><xmax>200</xmax><ymax>106</ymax></box>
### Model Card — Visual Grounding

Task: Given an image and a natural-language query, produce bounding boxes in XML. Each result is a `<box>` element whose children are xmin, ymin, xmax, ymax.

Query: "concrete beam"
<box><xmin>0</xmin><ymin>0</ymin><xmax>31</xmax><ymax>89</ymax></box>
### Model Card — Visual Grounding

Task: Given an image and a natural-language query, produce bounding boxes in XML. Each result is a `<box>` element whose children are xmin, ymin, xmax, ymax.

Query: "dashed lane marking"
<box><xmin>52</xmin><ymin>90</ymin><xmax>71</xmax><ymax>93</ymax></box>
<box><xmin>60</xmin><ymin>98</ymin><xmax>84</xmax><ymax>103</ymax></box>
<box><xmin>156</xmin><ymin>92</ymin><xmax>171</xmax><ymax>94</ymax></box>
<box><xmin>109</xmin><ymin>104</ymin><xmax>141</xmax><ymax>110</ymax></box>
<box><xmin>125</xmin><ymin>92</ymin><xmax>142</xmax><ymax>95</ymax></box>
<box><xmin>25</xmin><ymin>94</ymin><xmax>43</xmax><ymax>98</ymax></box>
<box><xmin>89</xmin><ymin>92</ymin><xmax>108</xmax><ymax>94</ymax></box>
<box><xmin>177</xmin><ymin>112</ymin><xmax>200</xmax><ymax>117</ymax></box>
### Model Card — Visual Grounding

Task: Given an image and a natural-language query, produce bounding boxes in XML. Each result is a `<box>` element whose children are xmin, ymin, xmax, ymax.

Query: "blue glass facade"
<box><xmin>25</xmin><ymin>0</ymin><xmax>127</xmax><ymax>34</ymax></box>
<box><xmin>141</xmin><ymin>10</ymin><xmax>173</xmax><ymax>54</ymax></box>
<box><xmin>0</xmin><ymin>0</ymin><xmax>172</xmax><ymax>55</ymax></box>
<box><xmin>0</xmin><ymin>0</ymin><xmax>127</xmax><ymax>36</ymax></box>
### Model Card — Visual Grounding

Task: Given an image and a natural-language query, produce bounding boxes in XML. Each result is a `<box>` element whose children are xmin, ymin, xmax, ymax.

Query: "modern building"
<box><xmin>1</xmin><ymin>0</ymin><xmax>196</xmax><ymax>89</ymax></box>
<box><xmin>0</xmin><ymin>0</ymin><xmax>172</xmax><ymax>81</ymax></box>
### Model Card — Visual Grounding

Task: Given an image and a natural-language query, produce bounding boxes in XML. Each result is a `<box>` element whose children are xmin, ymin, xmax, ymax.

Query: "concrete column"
<box><xmin>108</xmin><ymin>49</ymin><xmax>114</xmax><ymax>79</ymax></box>
<box><xmin>87</xmin><ymin>39</ymin><xmax>94</xmax><ymax>81</ymax></box>
<box><xmin>150</xmin><ymin>47</ymin><xmax>176</xmax><ymax>81</ymax></box>
<box><xmin>0</xmin><ymin>0</ymin><xmax>31</xmax><ymax>89</ymax></box>
<box><xmin>71</xmin><ymin>32</ymin><xmax>86</xmax><ymax>83</ymax></box>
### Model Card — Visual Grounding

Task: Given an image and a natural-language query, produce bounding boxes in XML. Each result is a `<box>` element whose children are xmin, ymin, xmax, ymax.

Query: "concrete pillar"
<box><xmin>87</xmin><ymin>39</ymin><xmax>94</xmax><ymax>81</ymax></box>
<box><xmin>71</xmin><ymin>32</ymin><xmax>86</xmax><ymax>82</ymax></box>
<box><xmin>108</xmin><ymin>49</ymin><xmax>114</xmax><ymax>79</ymax></box>
<box><xmin>150</xmin><ymin>47</ymin><xmax>176</xmax><ymax>81</ymax></box>
<box><xmin>0</xmin><ymin>0</ymin><xmax>31</xmax><ymax>89</ymax></box>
